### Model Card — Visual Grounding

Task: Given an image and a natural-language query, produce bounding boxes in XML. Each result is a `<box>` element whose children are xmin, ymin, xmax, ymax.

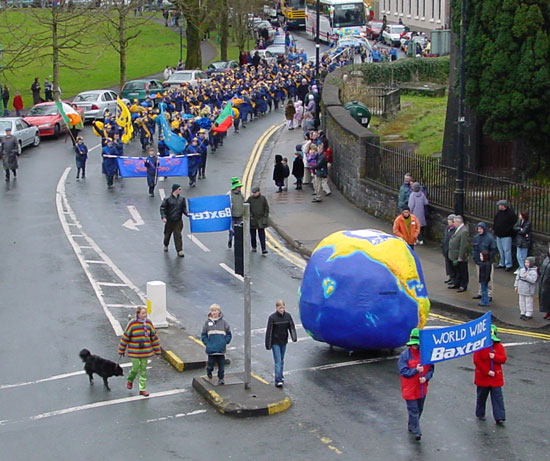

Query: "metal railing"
<box><xmin>365</xmin><ymin>142</ymin><xmax>550</xmax><ymax>235</ymax></box>
<box><xmin>361</xmin><ymin>86</ymin><xmax>401</xmax><ymax>117</ymax></box>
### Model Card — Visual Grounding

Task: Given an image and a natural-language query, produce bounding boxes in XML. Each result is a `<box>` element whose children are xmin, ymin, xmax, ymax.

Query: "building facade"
<box><xmin>379</xmin><ymin>0</ymin><xmax>450</xmax><ymax>31</ymax></box>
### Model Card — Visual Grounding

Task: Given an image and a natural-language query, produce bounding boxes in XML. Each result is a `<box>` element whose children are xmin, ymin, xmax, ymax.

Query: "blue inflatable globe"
<box><xmin>299</xmin><ymin>229</ymin><xmax>430</xmax><ymax>350</ymax></box>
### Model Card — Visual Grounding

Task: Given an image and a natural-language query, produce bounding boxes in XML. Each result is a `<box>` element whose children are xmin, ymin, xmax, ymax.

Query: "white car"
<box><xmin>265</xmin><ymin>44</ymin><xmax>286</xmax><ymax>58</ymax></box>
<box><xmin>0</xmin><ymin>117</ymin><xmax>40</xmax><ymax>154</ymax></box>
<box><xmin>72</xmin><ymin>90</ymin><xmax>128</xmax><ymax>121</ymax></box>
<box><xmin>382</xmin><ymin>24</ymin><xmax>406</xmax><ymax>47</ymax></box>
<box><xmin>163</xmin><ymin>70</ymin><xmax>211</xmax><ymax>89</ymax></box>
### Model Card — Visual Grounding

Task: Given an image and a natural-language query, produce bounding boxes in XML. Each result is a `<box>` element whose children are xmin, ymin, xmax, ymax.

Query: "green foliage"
<box><xmin>459</xmin><ymin>0</ymin><xmax>550</xmax><ymax>149</ymax></box>
<box><xmin>355</xmin><ymin>57</ymin><xmax>450</xmax><ymax>86</ymax></box>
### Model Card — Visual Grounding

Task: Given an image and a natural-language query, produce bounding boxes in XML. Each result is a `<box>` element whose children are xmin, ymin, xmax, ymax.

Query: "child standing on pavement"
<box><xmin>514</xmin><ymin>256</ymin><xmax>538</xmax><ymax>321</ymax></box>
<box><xmin>292</xmin><ymin>151</ymin><xmax>304</xmax><ymax>190</ymax></box>
<box><xmin>201</xmin><ymin>304</ymin><xmax>232</xmax><ymax>385</ymax></box>
<box><xmin>273</xmin><ymin>154</ymin><xmax>285</xmax><ymax>193</ymax></box>
<box><xmin>478</xmin><ymin>250</ymin><xmax>491</xmax><ymax>307</ymax></box>
<box><xmin>282</xmin><ymin>157</ymin><xmax>290</xmax><ymax>191</ymax></box>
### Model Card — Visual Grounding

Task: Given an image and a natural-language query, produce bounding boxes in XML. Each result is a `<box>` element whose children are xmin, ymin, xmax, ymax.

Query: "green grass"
<box><xmin>369</xmin><ymin>94</ymin><xmax>448</xmax><ymax>156</ymax></box>
<box><xmin>0</xmin><ymin>10</ymin><xmax>185</xmax><ymax>107</ymax></box>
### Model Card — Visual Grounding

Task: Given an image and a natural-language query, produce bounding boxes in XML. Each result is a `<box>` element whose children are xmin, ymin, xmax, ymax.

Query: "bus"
<box><xmin>305</xmin><ymin>0</ymin><xmax>366</xmax><ymax>42</ymax></box>
<box><xmin>280</xmin><ymin>0</ymin><xmax>306</xmax><ymax>28</ymax></box>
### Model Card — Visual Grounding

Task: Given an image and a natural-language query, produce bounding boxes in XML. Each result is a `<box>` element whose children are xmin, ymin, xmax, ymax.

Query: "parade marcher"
<box><xmin>160</xmin><ymin>183</ymin><xmax>188</xmax><ymax>256</ymax></box>
<box><xmin>31</xmin><ymin>77</ymin><xmax>41</xmax><ymax>105</ymax></box>
<box><xmin>513</xmin><ymin>211</ymin><xmax>532</xmax><ymax>273</ymax></box>
<box><xmin>185</xmin><ymin>137</ymin><xmax>201</xmax><ymax>187</ymax></box>
<box><xmin>101</xmin><ymin>139</ymin><xmax>117</xmax><ymax>188</ymax></box>
<box><xmin>1</xmin><ymin>127</ymin><xmax>19</xmax><ymax>181</ymax></box>
<box><xmin>144</xmin><ymin>147</ymin><xmax>159</xmax><ymax>197</ymax></box>
<box><xmin>265</xmin><ymin>300</ymin><xmax>297</xmax><ymax>388</ymax></box>
<box><xmin>119</xmin><ymin>306</ymin><xmax>161</xmax><ymax>397</ymax></box>
<box><xmin>473</xmin><ymin>325</ymin><xmax>507</xmax><ymax>424</ymax></box>
<box><xmin>74</xmin><ymin>136</ymin><xmax>88</xmax><ymax>180</ymax></box>
<box><xmin>441</xmin><ymin>214</ymin><xmax>456</xmax><ymax>285</ymax></box>
<box><xmin>471</xmin><ymin>222</ymin><xmax>497</xmax><ymax>301</ymax></box>
<box><xmin>393</xmin><ymin>206</ymin><xmax>420</xmax><ymax>249</ymax></box>
<box><xmin>197</xmin><ymin>129</ymin><xmax>209</xmax><ymax>179</ymax></box>
<box><xmin>448</xmin><ymin>215</ymin><xmax>469</xmax><ymax>292</ymax></box>
<box><xmin>398</xmin><ymin>328</ymin><xmax>434</xmax><ymax>441</ymax></box>
<box><xmin>514</xmin><ymin>256</ymin><xmax>538</xmax><ymax>320</ymax></box>
<box><xmin>539</xmin><ymin>244</ymin><xmax>550</xmax><ymax>320</ymax></box>
<box><xmin>246</xmin><ymin>186</ymin><xmax>269</xmax><ymax>255</ymax></box>
<box><xmin>69</xmin><ymin>103</ymin><xmax>84</xmax><ymax>146</ymax></box>
<box><xmin>493</xmin><ymin>200</ymin><xmax>517</xmax><ymax>271</ymax></box>
<box><xmin>201</xmin><ymin>304</ymin><xmax>232</xmax><ymax>385</ymax></box>
<box><xmin>228</xmin><ymin>177</ymin><xmax>244</xmax><ymax>249</ymax></box>
<box><xmin>408</xmin><ymin>182</ymin><xmax>428</xmax><ymax>244</ymax></box>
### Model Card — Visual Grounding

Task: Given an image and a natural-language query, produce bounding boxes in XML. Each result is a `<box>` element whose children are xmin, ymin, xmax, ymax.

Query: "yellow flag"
<box><xmin>116</xmin><ymin>97</ymin><xmax>134</xmax><ymax>144</ymax></box>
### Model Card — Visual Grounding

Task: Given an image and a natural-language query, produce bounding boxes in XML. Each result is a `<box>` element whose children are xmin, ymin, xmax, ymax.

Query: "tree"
<box><xmin>228</xmin><ymin>0</ymin><xmax>264</xmax><ymax>53</ymax></box>
<box><xmin>455</xmin><ymin>0</ymin><xmax>550</xmax><ymax>159</ymax></box>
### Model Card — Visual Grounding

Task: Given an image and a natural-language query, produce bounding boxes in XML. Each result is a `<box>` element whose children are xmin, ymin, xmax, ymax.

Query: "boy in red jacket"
<box><xmin>473</xmin><ymin>324</ymin><xmax>507</xmax><ymax>424</ymax></box>
<box><xmin>398</xmin><ymin>328</ymin><xmax>435</xmax><ymax>441</ymax></box>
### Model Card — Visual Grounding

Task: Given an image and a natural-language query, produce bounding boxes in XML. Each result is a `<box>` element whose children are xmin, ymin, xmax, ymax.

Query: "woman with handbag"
<box><xmin>119</xmin><ymin>306</ymin><xmax>161</xmax><ymax>396</ymax></box>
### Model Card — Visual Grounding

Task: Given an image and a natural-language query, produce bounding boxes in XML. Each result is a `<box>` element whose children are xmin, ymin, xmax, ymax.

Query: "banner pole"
<box><xmin>243</xmin><ymin>203</ymin><xmax>251</xmax><ymax>389</ymax></box>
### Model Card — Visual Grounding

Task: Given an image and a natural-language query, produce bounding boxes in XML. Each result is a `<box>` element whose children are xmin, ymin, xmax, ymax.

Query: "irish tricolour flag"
<box><xmin>55</xmin><ymin>100</ymin><xmax>82</xmax><ymax>127</ymax></box>
<box><xmin>211</xmin><ymin>101</ymin><xmax>233</xmax><ymax>133</ymax></box>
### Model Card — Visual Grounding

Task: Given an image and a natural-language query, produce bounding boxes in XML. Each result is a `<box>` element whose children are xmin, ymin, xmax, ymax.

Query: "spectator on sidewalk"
<box><xmin>473</xmin><ymin>325</ymin><xmax>507</xmax><ymax>425</ymax></box>
<box><xmin>246</xmin><ymin>186</ymin><xmax>269</xmax><ymax>255</ymax></box>
<box><xmin>2</xmin><ymin>85</ymin><xmax>9</xmax><ymax>116</ymax></box>
<box><xmin>408</xmin><ymin>182</ymin><xmax>428</xmax><ymax>244</ymax></box>
<box><xmin>292</xmin><ymin>150</ymin><xmax>304</xmax><ymax>190</ymax></box>
<box><xmin>311</xmin><ymin>146</ymin><xmax>328</xmax><ymax>203</ymax></box>
<box><xmin>539</xmin><ymin>244</ymin><xmax>550</xmax><ymax>320</ymax></box>
<box><xmin>441</xmin><ymin>214</ymin><xmax>456</xmax><ymax>285</ymax></box>
<box><xmin>13</xmin><ymin>92</ymin><xmax>23</xmax><ymax>117</ymax></box>
<box><xmin>448</xmin><ymin>215</ymin><xmax>469</xmax><ymax>292</ymax></box>
<box><xmin>201</xmin><ymin>304</ymin><xmax>232</xmax><ymax>386</ymax></box>
<box><xmin>317</xmin><ymin>143</ymin><xmax>331</xmax><ymax>196</ymax></box>
<box><xmin>398</xmin><ymin>173</ymin><xmax>414</xmax><ymax>209</ymax></box>
<box><xmin>514</xmin><ymin>256</ymin><xmax>538</xmax><ymax>321</ymax></box>
<box><xmin>228</xmin><ymin>177</ymin><xmax>244</xmax><ymax>249</ymax></box>
<box><xmin>477</xmin><ymin>250</ymin><xmax>492</xmax><ymax>307</ymax></box>
<box><xmin>293</xmin><ymin>100</ymin><xmax>303</xmax><ymax>128</ymax></box>
<box><xmin>513</xmin><ymin>211</ymin><xmax>532</xmax><ymax>273</ymax></box>
<box><xmin>273</xmin><ymin>154</ymin><xmax>285</xmax><ymax>193</ymax></box>
<box><xmin>493</xmin><ymin>200</ymin><xmax>517</xmax><ymax>271</ymax></box>
<box><xmin>31</xmin><ymin>77</ymin><xmax>41</xmax><ymax>105</ymax></box>
<box><xmin>393</xmin><ymin>206</ymin><xmax>420</xmax><ymax>250</ymax></box>
<box><xmin>282</xmin><ymin>157</ymin><xmax>290</xmax><ymax>191</ymax></box>
<box><xmin>471</xmin><ymin>223</ymin><xmax>497</xmax><ymax>301</ymax></box>
<box><xmin>285</xmin><ymin>99</ymin><xmax>296</xmax><ymax>130</ymax></box>
<box><xmin>304</xmin><ymin>142</ymin><xmax>318</xmax><ymax>186</ymax></box>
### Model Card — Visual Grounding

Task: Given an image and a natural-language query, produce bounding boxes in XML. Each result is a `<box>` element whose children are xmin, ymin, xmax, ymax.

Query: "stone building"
<box><xmin>379</xmin><ymin>0</ymin><xmax>450</xmax><ymax>31</ymax></box>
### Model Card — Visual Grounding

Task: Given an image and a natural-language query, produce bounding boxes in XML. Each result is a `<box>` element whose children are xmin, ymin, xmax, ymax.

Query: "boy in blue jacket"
<box><xmin>201</xmin><ymin>304</ymin><xmax>232</xmax><ymax>385</ymax></box>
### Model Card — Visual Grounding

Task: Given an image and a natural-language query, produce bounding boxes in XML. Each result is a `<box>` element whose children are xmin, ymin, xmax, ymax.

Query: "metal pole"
<box><xmin>179</xmin><ymin>25</ymin><xmax>183</xmax><ymax>64</ymax></box>
<box><xmin>454</xmin><ymin>0</ymin><xmax>466</xmax><ymax>216</ymax></box>
<box><xmin>243</xmin><ymin>203</ymin><xmax>252</xmax><ymax>389</ymax></box>
<box><xmin>315</xmin><ymin>0</ymin><xmax>320</xmax><ymax>79</ymax></box>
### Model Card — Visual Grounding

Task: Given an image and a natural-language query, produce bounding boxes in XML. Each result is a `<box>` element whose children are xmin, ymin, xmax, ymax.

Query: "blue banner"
<box><xmin>188</xmin><ymin>195</ymin><xmax>232</xmax><ymax>233</ymax></box>
<box><xmin>158</xmin><ymin>104</ymin><xmax>187</xmax><ymax>154</ymax></box>
<box><xmin>419</xmin><ymin>312</ymin><xmax>492</xmax><ymax>365</ymax></box>
<box><xmin>116</xmin><ymin>156</ymin><xmax>188</xmax><ymax>178</ymax></box>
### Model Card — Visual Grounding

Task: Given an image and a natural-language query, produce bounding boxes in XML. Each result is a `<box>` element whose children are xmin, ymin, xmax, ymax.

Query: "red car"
<box><xmin>366</xmin><ymin>20</ymin><xmax>384</xmax><ymax>40</ymax></box>
<box><xmin>24</xmin><ymin>101</ymin><xmax>84</xmax><ymax>138</ymax></box>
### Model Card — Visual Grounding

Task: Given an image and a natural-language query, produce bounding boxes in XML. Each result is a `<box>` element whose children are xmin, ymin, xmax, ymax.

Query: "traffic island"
<box><xmin>192</xmin><ymin>372</ymin><xmax>292</xmax><ymax>417</ymax></box>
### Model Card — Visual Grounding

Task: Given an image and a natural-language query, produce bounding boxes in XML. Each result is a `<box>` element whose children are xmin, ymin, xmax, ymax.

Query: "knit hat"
<box><xmin>251</xmin><ymin>186</ymin><xmax>260</xmax><ymax>193</ymax></box>
<box><xmin>491</xmin><ymin>324</ymin><xmax>500</xmax><ymax>342</ymax></box>
<box><xmin>406</xmin><ymin>328</ymin><xmax>420</xmax><ymax>346</ymax></box>
<box><xmin>496</xmin><ymin>200</ymin><xmax>509</xmax><ymax>207</ymax></box>
<box><xmin>412</xmin><ymin>182</ymin><xmax>421</xmax><ymax>192</ymax></box>
<box><xmin>172</xmin><ymin>184</ymin><xmax>181</xmax><ymax>192</ymax></box>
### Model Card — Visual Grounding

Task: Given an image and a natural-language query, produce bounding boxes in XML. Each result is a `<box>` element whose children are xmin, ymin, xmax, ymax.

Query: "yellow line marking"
<box><xmin>266</xmin><ymin>229</ymin><xmax>307</xmax><ymax>268</ymax></box>
<box><xmin>188</xmin><ymin>335</ymin><xmax>205</xmax><ymax>346</ymax></box>
<box><xmin>251</xmin><ymin>373</ymin><xmax>269</xmax><ymax>384</ymax></box>
<box><xmin>267</xmin><ymin>396</ymin><xmax>292</xmax><ymax>415</ymax></box>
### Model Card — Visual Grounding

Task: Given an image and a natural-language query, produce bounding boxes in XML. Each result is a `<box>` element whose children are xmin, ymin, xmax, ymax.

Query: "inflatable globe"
<box><xmin>299</xmin><ymin>229</ymin><xmax>430</xmax><ymax>351</ymax></box>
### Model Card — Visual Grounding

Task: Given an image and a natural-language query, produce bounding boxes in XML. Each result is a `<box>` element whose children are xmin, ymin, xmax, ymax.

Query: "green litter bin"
<box><xmin>343</xmin><ymin>101</ymin><xmax>371</xmax><ymax>128</ymax></box>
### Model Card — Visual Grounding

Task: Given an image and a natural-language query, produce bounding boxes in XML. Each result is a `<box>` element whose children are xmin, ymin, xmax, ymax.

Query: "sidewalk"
<box><xmin>260</xmin><ymin>126</ymin><xmax>549</xmax><ymax>330</ymax></box>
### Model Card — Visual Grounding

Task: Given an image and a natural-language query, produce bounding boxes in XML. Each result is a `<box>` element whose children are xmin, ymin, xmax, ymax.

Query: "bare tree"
<box><xmin>228</xmin><ymin>0</ymin><xmax>264</xmax><ymax>53</ymax></box>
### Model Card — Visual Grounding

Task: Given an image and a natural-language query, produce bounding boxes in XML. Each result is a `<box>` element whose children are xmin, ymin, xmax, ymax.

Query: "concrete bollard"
<box><xmin>146</xmin><ymin>281</ymin><xmax>168</xmax><ymax>328</ymax></box>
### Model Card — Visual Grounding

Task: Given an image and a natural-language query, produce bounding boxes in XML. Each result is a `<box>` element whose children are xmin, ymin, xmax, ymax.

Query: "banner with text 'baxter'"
<box><xmin>187</xmin><ymin>195</ymin><xmax>232</xmax><ymax>233</ymax></box>
<box><xmin>419</xmin><ymin>312</ymin><xmax>492</xmax><ymax>365</ymax></box>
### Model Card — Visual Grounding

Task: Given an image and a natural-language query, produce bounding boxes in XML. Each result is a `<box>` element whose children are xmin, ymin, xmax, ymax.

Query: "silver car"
<box><xmin>0</xmin><ymin>117</ymin><xmax>40</xmax><ymax>154</ymax></box>
<box><xmin>72</xmin><ymin>90</ymin><xmax>128</xmax><ymax>121</ymax></box>
<box><xmin>163</xmin><ymin>70</ymin><xmax>211</xmax><ymax>89</ymax></box>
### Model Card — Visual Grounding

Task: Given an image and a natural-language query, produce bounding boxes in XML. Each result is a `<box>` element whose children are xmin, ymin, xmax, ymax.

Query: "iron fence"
<box><xmin>361</xmin><ymin>87</ymin><xmax>401</xmax><ymax>117</ymax></box>
<box><xmin>365</xmin><ymin>142</ymin><xmax>550</xmax><ymax>235</ymax></box>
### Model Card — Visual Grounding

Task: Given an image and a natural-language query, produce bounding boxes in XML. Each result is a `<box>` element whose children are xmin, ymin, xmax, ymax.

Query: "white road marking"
<box><xmin>285</xmin><ymin>355</ymin><xmax>400</xmax><ymax>376</ymax></box>
<box><xmin>0</xmin><ymin>389</ymin><xmax>188</xmax><ymax>426</ymax></box>
<box><xmin>188</xmin><ymin>234</ymin><xmax>210</xmax><ymax>252</ymax></box>
<box><xmin>85</xmin><ymin>260</ymin><xmax>108</xmax><ymax>264</ymax></box>
<box><xmin>122</xmin><ymin>205</ymin><xmax>144</xmax><ymax>231</ymax></box>
<box><xmin>145</xmin><ymin>409</ymin><xmax>207</xmax><ymax>423</ymax></box>
<box><xmin>89</xmin><ymin>143</ymin><xmax>101</xmax><ymax>152</ymax></box>
<box><xmin>159</xmin><ymin>188</ymin><xmax>166</xmax><ymax>200</ymax></box>
<box><xmin>97</xmin><ymin>282</ymin><xmax>128</xmax><ymax>287</ymax></box>
<box><xmin>106</xmin><ymin>303</ymin><xmax>140</xmax><ymax>309</ymax></box>
<box><xmin>219</xmin><ymin>262</ymin><xmax>244</xmax><ymax>282</ymax></box>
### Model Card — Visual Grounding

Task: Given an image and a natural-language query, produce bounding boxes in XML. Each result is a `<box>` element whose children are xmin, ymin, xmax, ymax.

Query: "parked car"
<box><xmin>382</xmin><ymin>24</ymin><xmax>406</xmax><ymax>47</ymax></box>
<box><xmin>72</xmin><ymin>90</ymin><xmax>129</xmax><ymax>121</ymax></box>
<box><xmin>255</xmin><ymin>20</ymin><xmax>276</xmax><ymax>43</ymax></box>
<box><xmin>163</xmin><ymin>70</ymin><xmax>211</xmax><ymax>88</ymax></box>
<box><xmin>400</xmin><ymin>32</ymin><xmax>428</xmax><ymax>51</ymax></box>
<box><xmin>120</xmin><ymin>79</ymin><xmax>164</xmax><ymax>103</ymax></box>
<box><xmin>206</xmin><ymin>60</ymin><xmax>240</xmax><ymax>75</ymax></box>
<box><xmin>23</xmin><ymin>102</ymin><xmax>84</xmax><ymax>138</ymax></box>
<box><xmin>249</xmin><ymin>49</ymin><xmax>277</xmax><ymax>65</ymax></box>
<box><xmin>365</xmin><ymin>20</ymin><xmax>384</xmax><ymax>40</ymax></box>
<box><xmin>0</xmin><ymin>117</ymin><xmax>40</xmax><ymax>153</ymax></box>
<box><xmin>265</xmin><ymin>44</ymin><xmax>286</xmax><ymax>58</ymax></box>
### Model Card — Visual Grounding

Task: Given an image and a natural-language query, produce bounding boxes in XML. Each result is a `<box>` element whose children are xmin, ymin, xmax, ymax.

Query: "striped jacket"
<box><xmin>119</xmin><ymin>319</ymin><xmax>161</xmax><ymax>358</ymax></box>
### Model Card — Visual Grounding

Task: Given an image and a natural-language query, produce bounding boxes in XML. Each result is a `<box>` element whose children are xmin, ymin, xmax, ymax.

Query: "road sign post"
<box><xmin>243</xmin><ymin>203</ymin><xmax>251</xmax><ymax>389</ymax></box>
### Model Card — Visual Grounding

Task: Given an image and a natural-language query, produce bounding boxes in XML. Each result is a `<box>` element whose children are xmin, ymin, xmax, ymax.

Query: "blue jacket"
<box><xmin>201</xmin><ymin>314</ymin><xmax>232</xmax><ymax>355</ymax></box>
<box><xmin>471</xmin><ymin>222</ymin><xmax>497</xmax><ymax>264</ymax></box>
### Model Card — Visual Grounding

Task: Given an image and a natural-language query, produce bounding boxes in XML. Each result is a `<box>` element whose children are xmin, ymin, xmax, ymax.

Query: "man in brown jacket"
<box><xmin>393</xmin><ymin>206</ymin><xmax>420</xmax><ymax>249</ymax></box>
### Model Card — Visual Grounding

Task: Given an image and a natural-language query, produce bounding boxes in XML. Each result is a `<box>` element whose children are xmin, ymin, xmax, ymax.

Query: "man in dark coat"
<box><xmin>492</xmin><ymin>200</ymin><xmax>517</xmax><ymax>271</ymax></box>
<box><xmin>160</xmin><ymin>184</ymin><xmax>188</xmax><ymax>257</ymax></box>
<box><xmin>1</xmin><ymin>127</ymin><xmax>19</xmax><ymax>181</ymax></box>
<box><xmin>441</xmin><ymin>214</ymin><xmax>456</xmax><ymax>285</ymax></box>
<box><xmin>448</xmin><ymin>215</ymin><xmax>469</xmax><ymax>292</ymax></box>
<box><xmin>246</xmin><ymin>186</ymin><xmax>269</xmax><ymax>255</ymax></box>
<box><xmin>471</xmin><ymin>222</ymin><xmax>497</xmax><ymax>301</ymax></box>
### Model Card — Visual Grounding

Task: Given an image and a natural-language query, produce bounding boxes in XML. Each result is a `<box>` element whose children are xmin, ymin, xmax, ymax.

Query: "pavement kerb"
<box><xmin>161</xmin><ymin>349</ymin><xmax>185</xmax><ymax>372</ymax></box>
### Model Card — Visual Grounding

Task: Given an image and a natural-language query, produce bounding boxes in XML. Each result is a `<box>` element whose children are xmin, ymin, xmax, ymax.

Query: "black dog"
<box><xmin>79</xmin><ymin>349</ymin><xmax>124</xmax><ymax>391</ymax></box>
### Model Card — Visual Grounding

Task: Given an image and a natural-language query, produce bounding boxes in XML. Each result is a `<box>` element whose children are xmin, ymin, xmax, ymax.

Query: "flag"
<box><xmin>158</xmin><ymin>104</ymin><xmax>188</xmax><ymax>154</ymax></box>
<box><xmin>115</xmin><ymin>97</ymin><xmax>134</xmax><ymax>144</ymax></box>
<box><xmin>55</xmin><ymin>100</ymin><xmax>82</xmax><ymax>127</ymax></box>
<box><xmin>116</xmin><ymin>156</ymin><xmax>188</xmax><ymax>178</ymax></box>
<box><xmin>211</xmin><ymin>101</ymin><xmax>233</xmax><ymax>133</ymax></box>
<box><xmin>187</xmin><ymin>195</ymin><xmax>232</xmax><ymax>233</ymax></box>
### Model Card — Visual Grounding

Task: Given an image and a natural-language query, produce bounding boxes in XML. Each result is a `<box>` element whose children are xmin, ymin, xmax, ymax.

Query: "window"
<box><xmin>333</xmin><ymin>3</ymin><xmax>365</xmax><ymax>27</ymax></box>
<box><xmin>416</xmin><ymin>0</ymin><xmax>419</xmax><ymax>15</ymax></box>
<box><xmin>422</xmin><ymin>0</ymin><xmax>425</xmax><ymax>16</ymax></box>
<box><xmin>438</xmin><ymin>0</ymin><xmax>441</xmax><ymax>19</ymax></box>
<box><xmin>16</xmin><ymin>121</ymin><xmax>25</xmax><ymax>131</ymax></box>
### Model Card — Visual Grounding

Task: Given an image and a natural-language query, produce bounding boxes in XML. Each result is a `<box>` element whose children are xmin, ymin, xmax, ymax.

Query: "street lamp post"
<box><xmin>454</xmin><ymin>0</ymin><xmax>466</xmax><ymax>216</ymax></box>
<box><xmin>179</xmin><ymin>24</ymin><xmax>183</xmax><ymax>65</ymax></box>
<box><xmin>315</xmin><ymin>0</ymin><xmax>320</xmax><ymax>79</ymax></box>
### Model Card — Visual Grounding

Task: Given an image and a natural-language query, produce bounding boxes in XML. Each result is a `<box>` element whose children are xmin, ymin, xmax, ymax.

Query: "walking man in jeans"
<box><xmin>265</xmin><ymin>300</ymin><xmax>297</xmax><ymax>388</ymax></box>
<box><xmin>160</xmin><ymin>184</ymin><xmax>188</xmax><ymax>257</ymax></box>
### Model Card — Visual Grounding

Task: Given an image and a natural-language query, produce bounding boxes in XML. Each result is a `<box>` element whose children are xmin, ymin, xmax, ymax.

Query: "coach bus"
<box><xmin>305</xmin><ymin>0</ymin><xmax>366</xmax><ymax>42</ymax></box>
<box><xmin>280</xmin><ymin>0</ymin><xmax>306</xmax><ymax>28</ymax></box>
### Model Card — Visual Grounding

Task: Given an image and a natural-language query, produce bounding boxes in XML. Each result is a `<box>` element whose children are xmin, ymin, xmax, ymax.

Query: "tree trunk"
<box><xmin>185</xmin><ymin>20</ymin><xmax>202</xmax><ymax>69</ymax></box>
<box><xmin>52</xmin><ymin>8</ymin><xmax>60</xmax><ymax>101</ymax></box>
<box><xmin>220</xmin><ymin>0</ymin><xmax>228</xmax><ymax>61</ymax></box>
<box><xmin>119</xmin><ymin>9</ymin><xmax>126</xmax><ymax>91</ymax></box>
